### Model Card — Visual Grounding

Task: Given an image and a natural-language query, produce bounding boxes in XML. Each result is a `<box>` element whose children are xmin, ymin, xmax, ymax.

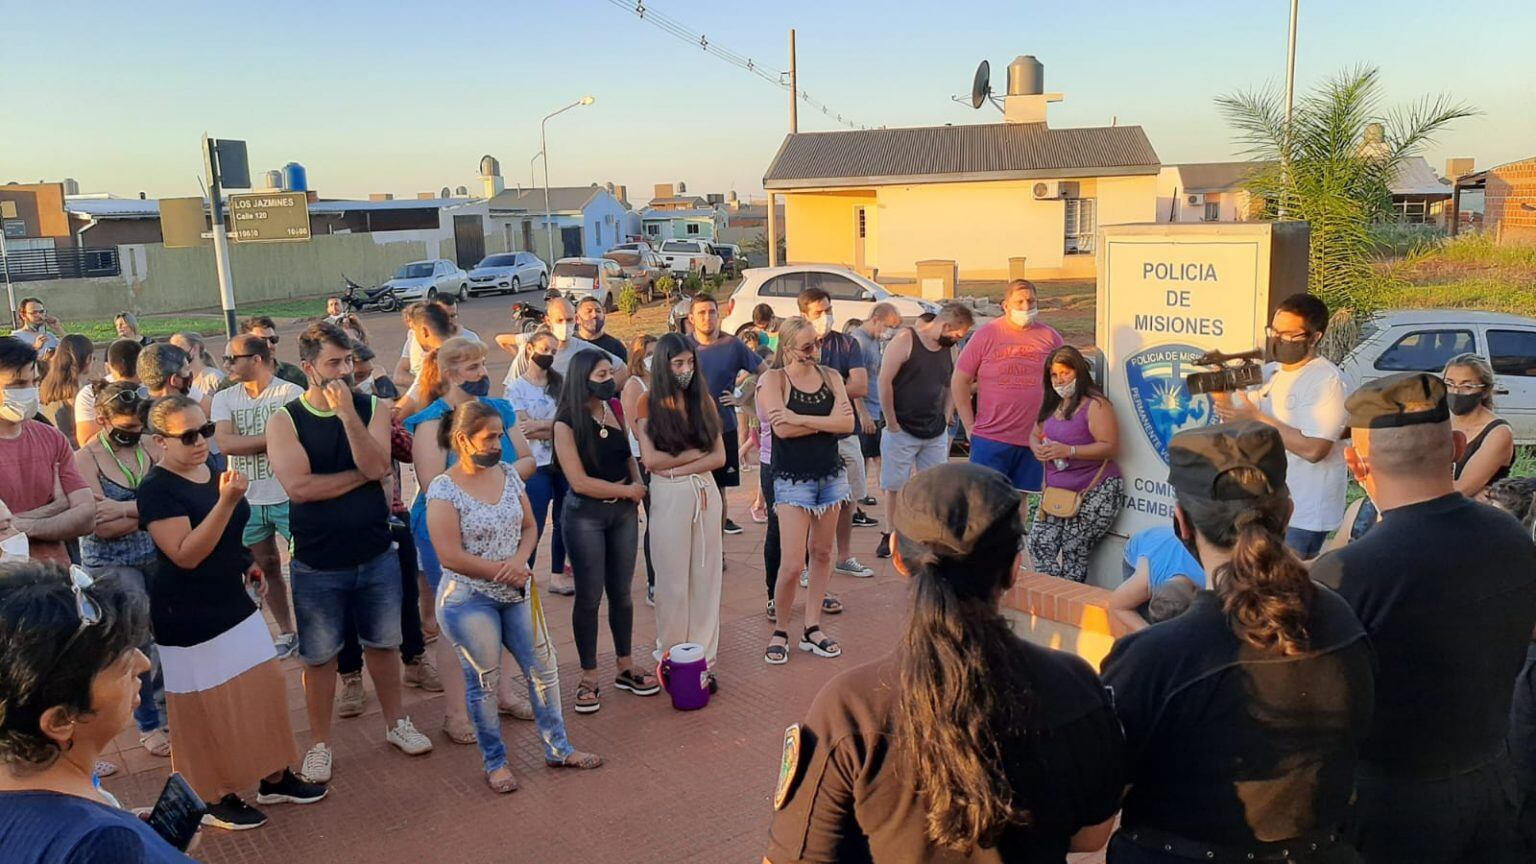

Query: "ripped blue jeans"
<box><xmin>437</xmin><ymin>578</ymin><xmax>571</xmax><ymax>772</ymax></box>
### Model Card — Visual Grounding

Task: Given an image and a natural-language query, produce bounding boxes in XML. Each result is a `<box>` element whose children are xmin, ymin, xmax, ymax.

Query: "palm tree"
<box><xmin>1218</xmin><ymin>66</ymin><xmax>1475</xmax><ymax>317</ymax></box>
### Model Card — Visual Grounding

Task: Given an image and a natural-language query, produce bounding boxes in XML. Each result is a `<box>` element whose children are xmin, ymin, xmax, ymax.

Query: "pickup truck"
<box><xmin>658</xmin><ymin>239</ymin><xmax>723</xmax><ymax>277</ymax></box>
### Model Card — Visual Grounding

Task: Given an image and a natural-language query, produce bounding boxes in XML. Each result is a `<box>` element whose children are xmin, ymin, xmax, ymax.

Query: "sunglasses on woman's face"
<box><xmin>156</xmin><ymin>422</ymin><xmax>216</xmax><ymax>446</ymax></box>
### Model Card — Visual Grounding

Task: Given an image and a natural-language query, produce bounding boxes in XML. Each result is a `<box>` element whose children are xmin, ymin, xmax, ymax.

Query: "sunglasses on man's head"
<box><xmin>155</xmin><ymin>422</ymin><xmax>216</xmax><ymax>446</ymax></box>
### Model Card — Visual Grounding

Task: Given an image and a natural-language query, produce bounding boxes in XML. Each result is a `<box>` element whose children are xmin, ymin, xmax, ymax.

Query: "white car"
<box><xmin>1340</xmin><ymin>309</ymin><xmax>1536</xmax><ymax>443</ymax></box>
<box><xmin>384</xmin><ymin>259</ymin><xmax>469</xmax><ymax>302</ymax></box>
<box><xmin>658</xmin><ymin>239</ymin><xmax>723</xmax><ymax>276</ymax></box>
<box><xmin>719</xmin><ymin>264</ymin><xmax>939</xmax><ymax>335</ymax></box>
<box><xmin>550</xmin><ymin>257</ymin><xmax>630</xmax><ymax>312</ymax></box>
<box><xmin>611</xmin><ymin>241</ymin><xmax>656</xmax><ymax>255</ymax></box>
<box><xmin>466</xmin><ymin>252</ymin><xmax>547</xmax><ymax>296</ymax></box>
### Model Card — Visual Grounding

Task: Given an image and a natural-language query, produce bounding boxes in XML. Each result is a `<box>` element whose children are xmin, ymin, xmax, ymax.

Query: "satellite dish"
<box><xmin>971</xmin><ymin>60</ymin><xmax>991</xmax><ymax>109</ymax></box>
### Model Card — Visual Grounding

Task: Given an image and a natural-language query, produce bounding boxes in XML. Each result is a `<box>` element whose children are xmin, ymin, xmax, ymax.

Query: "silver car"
<box><xmin>467</xmin><ymin>252</ymin><xmax>548</xmax><ymax>296</ymax></box>
<box><xmin>383</xmin><ymin>258</ymin><xmax>469</xmax><ymax>302</ymax></box>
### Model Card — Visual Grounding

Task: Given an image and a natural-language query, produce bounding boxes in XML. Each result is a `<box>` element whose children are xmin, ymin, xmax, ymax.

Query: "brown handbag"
<box><xmin>1039</xmin><ymin>460</ymin><xmax>1110</xmax><ymax>519</ymax></box>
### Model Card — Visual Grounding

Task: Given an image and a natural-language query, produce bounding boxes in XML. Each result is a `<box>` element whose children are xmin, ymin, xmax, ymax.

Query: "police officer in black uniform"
<box><xmin>1312</xmin><ymin>372</ymin><xmax>1536</xmax><ymax>863</ymax></box>
<box><xmin>764</xmin><ymin>461</ymin><xmax>1125</xmax><ymax>864</ymax></box>
<box><xmin>1101</xmin><ymin>421</ymin><xmax>1375</xmax><ymax>863</ymax></box>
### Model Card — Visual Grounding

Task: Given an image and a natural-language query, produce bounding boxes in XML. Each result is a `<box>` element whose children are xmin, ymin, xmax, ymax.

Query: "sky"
<box><xmin>4</xmin><ymin>0</ymin><xmax>1533</xmax><ymax>202</ymax></box>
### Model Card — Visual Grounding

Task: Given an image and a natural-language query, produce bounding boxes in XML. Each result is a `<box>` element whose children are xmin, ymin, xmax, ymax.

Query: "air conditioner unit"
<box><xmin>1186</xmin><ymin>194</ymin><xmax>1201</xmax><ymax>206</ymax></box>
<box><xmin>1032</xmin><ymin>180</ymin><xmax>1062</xmax><ymax>200</ymax></box>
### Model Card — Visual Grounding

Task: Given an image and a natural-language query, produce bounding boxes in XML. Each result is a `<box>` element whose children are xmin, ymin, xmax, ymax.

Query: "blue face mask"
<box><xmin>458</xmin><ymin>376</ymin><xmax>491</xmax><ymax>398</ymax></box>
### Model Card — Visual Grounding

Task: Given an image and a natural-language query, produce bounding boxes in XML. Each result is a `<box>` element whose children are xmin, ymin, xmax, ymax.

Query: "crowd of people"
<box><xmin>2</xmin><ymin>279</ymin><xmax>1536</xmax><ymax>863</ymax></box>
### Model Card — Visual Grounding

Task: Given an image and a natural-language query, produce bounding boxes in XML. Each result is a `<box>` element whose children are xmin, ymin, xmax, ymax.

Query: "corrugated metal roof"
<box><xmin>1390</xmin><ymin>156</ymin><xmax>1450</xmax><ymax>197</ymax></box>
<box><xmin>1173</xmin><ymin>161</ymin><xmax>1275</xmax><ymax>193</ymax></box>
<box><xmin>488</xmin><ymin>186</ymin><xmax>601</xmax><ymax>214</ymax></box>
<box><xmin>640</xmin><ymin>208</ymin><xmax>718</xmax><ymax>220</ymax></box>
<box><xmin>763</xmin><ymin>122</ymin><xmax>1160</xmax><ymax>189</ymax></box>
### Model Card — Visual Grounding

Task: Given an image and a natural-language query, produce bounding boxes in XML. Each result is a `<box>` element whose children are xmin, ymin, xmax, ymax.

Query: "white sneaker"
<box><xmin>799</xmin><ymin>568</ymin><xmax>809</xmax><ymax>588</ymax></box>
<box><xmin>300</xmin><ymin>743</ymin><xmax>332</xmax><ymax>784</ymax></box>
<box><xmin>386</xmin><ymin>717</ymin><xmax>433</xmax><ymax>756</ymax></box>
<box><xmin>835</xmin><ymin>557</ymin><xmax>875</xmax><ymax>578</ymax></box>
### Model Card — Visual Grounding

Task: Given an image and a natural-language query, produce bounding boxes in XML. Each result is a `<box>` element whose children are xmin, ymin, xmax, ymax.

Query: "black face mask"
<box><xmin>587</xmin><ymin>379</ymin><xmax>617</xmax><ymax>401</ymax></box>
<box><xmin>937</xmin><ymin>335</ymin><xmax>959</xmax><ymax>349</ymax></box>
<box><xmin>107</xmin><ymin>427</ymin><xmax>143</xmax><ymax>448</ymax></box>
<box><xmin>468</xmin><ymin>448</ymin><xmax>502</xmax><ymax>468</ymax></box>
<box><xmin>1266</xmin><ymin>335</ymin><xmax>1311</xmax><ymax>365</ymax></box>
<box><xmin>531</xmin><ymin>353</ymin><xmax>555</xmax><ymax>371</ymax></box>
<box><xmin>1448</xmin><ymin>392</ymin><xmax>1484</xmax><ymax>416</ymax></box>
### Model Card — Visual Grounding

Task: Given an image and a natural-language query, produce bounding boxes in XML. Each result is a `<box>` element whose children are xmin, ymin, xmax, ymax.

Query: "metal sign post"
<box><xmin>202</xmin><ymin>135</ymin><xmax>241</xmax><ymax>339</ymax></box>
<box><xmin>0</xmin><ymin>200</ymin><xmax>15</xmax><ymax>329</ymax></box>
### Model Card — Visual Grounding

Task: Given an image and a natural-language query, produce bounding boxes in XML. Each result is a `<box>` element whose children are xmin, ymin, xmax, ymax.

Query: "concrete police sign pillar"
<box><xmin>1089</xmin><ymin>222</ymin><xmax>1309</xmax><ymax>585</ymax></box>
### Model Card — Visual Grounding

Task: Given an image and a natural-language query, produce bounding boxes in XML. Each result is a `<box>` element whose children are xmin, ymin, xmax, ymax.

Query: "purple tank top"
<box><xmin>1041</xmin><ymin>399</ymin><xmax>1121</xmax><ymax>493</ymax></box>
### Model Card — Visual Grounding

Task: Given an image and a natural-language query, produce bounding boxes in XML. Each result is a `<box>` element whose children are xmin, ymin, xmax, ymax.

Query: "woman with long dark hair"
<box><xmin>1029</xmin><ymin>345</ymin><xmax>1123</xmax><ymax>582</ymax></box>
<box><xmin>635</xmin><ymin>333</ymin><xmax>726</xmax><ymax>681</ymax></box>
<box><xmin>1101</xmin><ymin>422</ymin><xmax>1374</xmax><ymax>863</ymax></box>
<box><xmin>766</xmin><ymin>462</ymin><xmax>1125</xmax><ymax>862</ymax></box>
<box><xmin>552</xmin><ymin>349</ymin><xmax>658</xmax><ymax>715</ymax></box>
<box><xmin>620</xmin><ymin>332</ymin><xmax>659</xmax><ymax>604</ymax></box>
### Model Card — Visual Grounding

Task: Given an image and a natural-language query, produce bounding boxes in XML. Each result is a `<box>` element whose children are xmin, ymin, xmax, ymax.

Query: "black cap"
<box><xmin>1345</xmin><ymin>371</ymin><xmax>1448</xmax><ymax>430</ymax></box>
<box><xmin>1168</xmin><ymin>421</ymin><xmax>1287</xmax><ymax>501</ymax></box>
<box><xmin>889</xmin><ymin>462</ymin><xmax>1022</xmax><ymax>557</ymax></box>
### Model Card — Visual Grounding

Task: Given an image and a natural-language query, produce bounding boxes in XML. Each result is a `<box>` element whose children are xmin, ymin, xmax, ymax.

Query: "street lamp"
<box><xmin>540</xmin><ymin>95</ymin><xmax>595</xmax><ymax>265</ymax></box>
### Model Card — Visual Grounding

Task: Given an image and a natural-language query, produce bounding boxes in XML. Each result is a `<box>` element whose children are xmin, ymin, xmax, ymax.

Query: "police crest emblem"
<box><xmin>774</xmin><ymin>723</ymin><xmax>802</xmax><ymax>810</ymax></box>
<box><xmin>1123</xmin><ymin>344</ymin><xmax>1216</xmax><ymax>464</ymax></box>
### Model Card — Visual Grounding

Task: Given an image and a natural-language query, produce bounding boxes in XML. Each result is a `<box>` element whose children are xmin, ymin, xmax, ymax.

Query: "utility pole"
<box><xmin>788</xmin><ymin>29</ymin><xmax>798</xmax><ymax>134</ymax></box>
<box><xmin>1280</xmin><ymin>0</ymin><xmax>1298</xmax><ymax>218</ymax></box>
<box><xmin>202</xmin><ymin>136</ymin><xmax>239</xmax><ymax>338</ymax></box>
<box><xmin>0</xmin><ymin>202</ymin><xmax>15</xmax><ymax>329</ymax></box>
<box><xmin>539</xmin><ymin>97</ymin><xmax>594</xmax><ymax>266</ymax></box>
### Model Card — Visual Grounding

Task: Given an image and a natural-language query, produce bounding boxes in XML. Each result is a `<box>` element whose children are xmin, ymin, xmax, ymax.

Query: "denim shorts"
<box><xmin>290</xmin><ymin>548</ymin><xmax>403</xmax><ymax>665</ymax></box>
<box><xmin>773</xmin><ymin>471</ymin><xmax>850</xmax><ymax>516</ymax></box>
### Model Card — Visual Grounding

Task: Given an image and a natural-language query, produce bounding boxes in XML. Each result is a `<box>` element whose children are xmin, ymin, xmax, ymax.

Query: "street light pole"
<box><xmin>540</xmin><ymin>96</ymin><xmax>595</xmax><ymax>265</ymax></box>
<box><xmin>1280</xmin><ymin>0</ymin><xmax>1299</xmax><ymax>218</ymax></box>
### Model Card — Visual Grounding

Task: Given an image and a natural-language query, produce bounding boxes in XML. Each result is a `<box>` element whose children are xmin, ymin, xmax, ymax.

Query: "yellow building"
<box><xmin>762</xmin><ymin>58</ymin><xmax>1161</xmax><ymax>281</ymax></box>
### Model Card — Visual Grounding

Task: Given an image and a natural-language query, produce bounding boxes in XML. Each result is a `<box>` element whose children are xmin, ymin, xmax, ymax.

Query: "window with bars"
<box><xmin>1064</xmin><ymin>198</ymin><xmax>1096</xmax><ymax>254</ymax></box>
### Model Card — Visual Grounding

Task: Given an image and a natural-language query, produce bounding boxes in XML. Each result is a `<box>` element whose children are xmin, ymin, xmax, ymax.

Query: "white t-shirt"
<box><xmin>504</xmin><ymin>376</ymin><xmax>559</xmax><ymax>466</ymax></box>
<box><xmin>1259</xmin><ymin>356</ymin><xmax>1351</xmax><ymax>532</ymax></box>
<box><xmin>210</xmin><ymin>378</ymin><xmax>305</xmax><ymax>506</ymax></box>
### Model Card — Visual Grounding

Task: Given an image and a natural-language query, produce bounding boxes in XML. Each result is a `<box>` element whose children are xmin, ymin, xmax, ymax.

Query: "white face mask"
<box><xmin>0</xmin><ymin>387</ymin><xmax>39</xmax><ymax>423</ymax></box>
<box><xmin>1053</xmin><ymin>380</ymin><xmax>1077</xmax><ymax>399</ymax></box>
<box><xmin>550</xmin><ymin>322</ymin><xmax>571</xmax><ymax>343</ymax></box>
<box><xmin>812</xmin><ymin>314</ymin><xmax>834</xmax><ymax>337</ymax></box>
<box><xmin>1009</xmin><ymin>308</ymin><xmax>1038</xmax><ymax>327</ymax></box>
<box><xmin>642</xmin><ymin>355</ymin><xmax>653</xmax><ymax>373</ymax></box>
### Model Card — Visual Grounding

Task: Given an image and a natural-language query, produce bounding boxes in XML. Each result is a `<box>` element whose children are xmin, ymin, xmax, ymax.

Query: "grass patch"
<box><xmin>241</xmin><ymin>298</ymin><xmax>328</xmax><ymax>319</ymax></box>
<box><xmin>70</xmin><ymin>316</ymin><xmax>224</xmax><ymax>344</ymax></box>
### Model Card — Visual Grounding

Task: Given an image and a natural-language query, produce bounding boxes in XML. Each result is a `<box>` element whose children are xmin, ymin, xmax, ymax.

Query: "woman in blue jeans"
<box><xmin>426</xmin><ymin>400</ymin><xmax>600</xmax><ymax>793</ymax></box>
<box><xmin>405</xmin><ymin>337</ymin><xmax>535</xmax><ymax>743</ymax></box>
<box><xmin>505</xmin><ymin>331</ymin><xmax>573</xmax><ymax>595</ymax></box>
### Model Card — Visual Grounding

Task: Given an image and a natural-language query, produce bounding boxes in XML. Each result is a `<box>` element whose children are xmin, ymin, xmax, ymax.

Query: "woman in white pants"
<box><xmin>634</xmin><ymin>333</ymin><xmax>727</xmax><ymax>689</ymax></box>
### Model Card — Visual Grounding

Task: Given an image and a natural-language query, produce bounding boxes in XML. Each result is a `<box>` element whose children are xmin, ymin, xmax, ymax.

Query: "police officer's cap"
<box><xmin>1168</xmin><ymin>421</ymin><xmax>1287</xmax><ymax>501</ymax></box>
<box><xmin>1344</xmin><ymin>371</ymin><xmax>1449</xmax><ymax>430</ymax></box>
<box><xmin>889</xmin><ymin>462</ymin><xmax>1021</xmax><ymax>557</ymax></box>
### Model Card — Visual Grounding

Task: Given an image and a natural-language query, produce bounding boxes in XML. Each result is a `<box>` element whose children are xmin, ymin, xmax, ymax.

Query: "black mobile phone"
<box><xmin>371</xmin><ymin>376</ymin><xmax>400</xmax><ymax>399</ymax></box>
<box><xmin>147</xmin><ymin>772</ymin><xmax>206</xmax><ymax>851</ymax></box>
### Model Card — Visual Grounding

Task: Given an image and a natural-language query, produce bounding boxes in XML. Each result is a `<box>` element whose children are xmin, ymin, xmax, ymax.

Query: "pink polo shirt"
<box><xmin>0</xmin><ymin>420</ymin><xmax>90</xmax><ymax>566</ymax></box>
<box><xmin>955</xmin><ymin>318</ymin><xmax>1063</xmax><ymax>447</ymax></box>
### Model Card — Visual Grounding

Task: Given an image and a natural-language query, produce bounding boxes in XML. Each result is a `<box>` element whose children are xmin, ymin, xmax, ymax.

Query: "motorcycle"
<box><xmin>339</xmin><ymin>275</ymin><xmax>401</xmax><ymax>314</ymax></box>
<box><xmin>508</xmin><ymin>295</ymin><xmax>547</xmax><ymax>335</ymax></box>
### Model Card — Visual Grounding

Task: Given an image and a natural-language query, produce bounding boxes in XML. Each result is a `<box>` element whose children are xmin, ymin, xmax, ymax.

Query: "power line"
<box><xmin>602</xmin><ymin>0</ymin><xmax>867</xmax><ymax>130</ymax></box>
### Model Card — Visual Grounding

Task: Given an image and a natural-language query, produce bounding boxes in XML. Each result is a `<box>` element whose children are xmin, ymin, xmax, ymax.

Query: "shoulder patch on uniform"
<box><xmin>774</xmin><ymin>723</ymin><xmax>802</xmax><ymax>810</ymax></box>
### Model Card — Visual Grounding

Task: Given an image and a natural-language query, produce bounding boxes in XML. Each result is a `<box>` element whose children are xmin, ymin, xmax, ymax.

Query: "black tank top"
<box><xmin>283</xmin><ymin>392</ymin><xmax>392</xmax><ymax>569</ymax></box>
<box><xmin>1454</xmin><ymin>418</ymin><xmax>1513</xmax><ymax>485</ymax></box>
<box><xmin>890</xmin><ymin>327</ymin><xmax>953</xmax><ymax>440</ymax></box>
<box><xmin>772</xmin><ymin>369</ymin><xmax>843</xmax><ymax>483</ymax></box>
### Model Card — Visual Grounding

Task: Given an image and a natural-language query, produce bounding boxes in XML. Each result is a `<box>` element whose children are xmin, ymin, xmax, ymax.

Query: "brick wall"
<box><xmin>1486</xmin><ymin>157</ymin><xmax>1536</xmax><ymax>245</ymax></box>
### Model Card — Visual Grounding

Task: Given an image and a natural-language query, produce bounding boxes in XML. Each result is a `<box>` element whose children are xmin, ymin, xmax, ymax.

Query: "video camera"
<box><xmin>1185</xmin><ymin>349</ymin><xmax>1264</xmax><ymax>395</ymax></box>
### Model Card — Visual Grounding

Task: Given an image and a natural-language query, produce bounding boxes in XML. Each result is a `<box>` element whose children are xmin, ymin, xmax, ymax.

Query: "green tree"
<box><xmin>1218</xmin><ymin>66</ymin><xmax>1475</xmax><ymax>317</ymax></box>
<box><xmin>742</xmin><ymin>230</ymin><xmax>785</xmax><ymax>267</ymax></box>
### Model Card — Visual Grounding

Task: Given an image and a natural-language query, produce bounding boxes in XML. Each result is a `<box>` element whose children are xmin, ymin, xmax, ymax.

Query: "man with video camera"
<box><xmin>1213</xmin><ymin>293</ymin><xmax>1349</xmax><ymax>559</ymax></box>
